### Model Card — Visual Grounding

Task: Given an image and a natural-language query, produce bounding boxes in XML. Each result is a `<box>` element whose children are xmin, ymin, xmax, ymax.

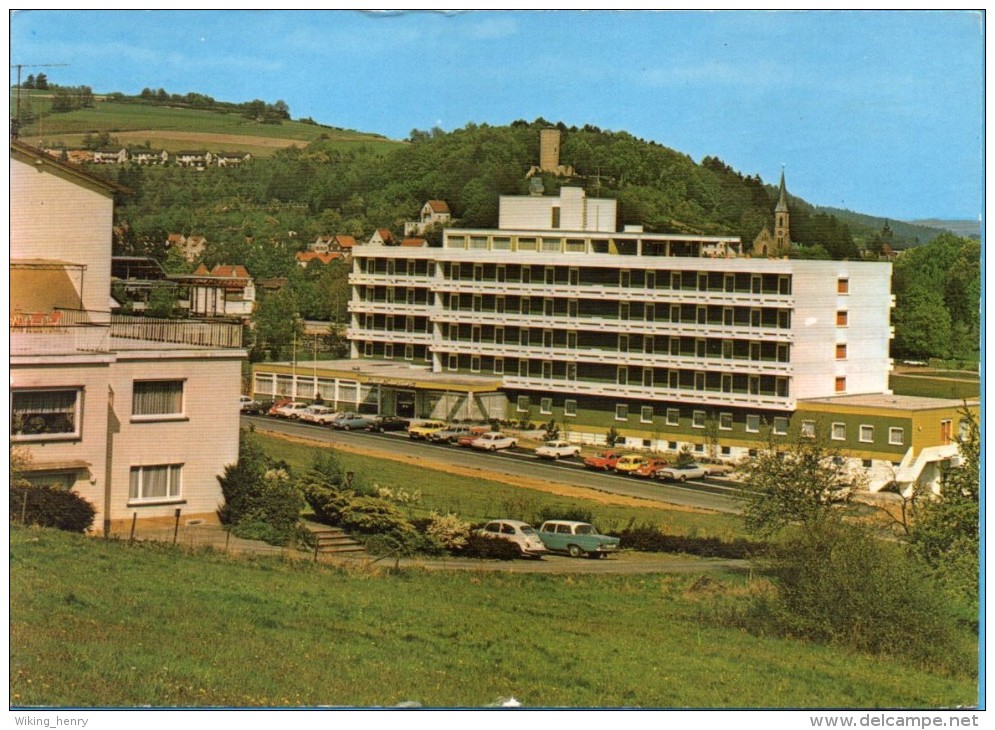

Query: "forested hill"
<box><xmin>110</xmin><ymin>118</ymin><xmax>953</xmax><ymax>271</ymax></box>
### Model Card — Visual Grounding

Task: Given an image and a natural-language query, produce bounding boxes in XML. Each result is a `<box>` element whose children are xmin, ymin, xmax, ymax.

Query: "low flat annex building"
<box><xmin>250</xmin><ymin>185</ymin><xmax>975</xmax><ymax>493</ymax></box>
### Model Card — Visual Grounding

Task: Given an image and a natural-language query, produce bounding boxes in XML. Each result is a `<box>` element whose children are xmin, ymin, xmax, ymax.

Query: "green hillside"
<box><xmin>12</xmin><ymin>89</ymin><xmax>402</xmax><ymax>156</ymax></box>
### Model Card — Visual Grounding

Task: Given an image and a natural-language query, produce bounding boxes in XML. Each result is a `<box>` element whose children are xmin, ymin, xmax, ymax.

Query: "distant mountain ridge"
<box><xmin>911</xmin><ymin>219</ymin><xmax>981</xmax><ymax>239</ymax></box>
<box><xmin>815</xmin><ymin>207</ymin><xmax>970</xmax><ymax>248</ymax></box>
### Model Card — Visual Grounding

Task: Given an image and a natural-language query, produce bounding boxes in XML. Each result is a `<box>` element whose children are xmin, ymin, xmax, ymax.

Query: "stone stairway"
<box><xmin>306</xmin><ymin>523</ymin><xmax>367</xmax><ymax>557</ymax></box>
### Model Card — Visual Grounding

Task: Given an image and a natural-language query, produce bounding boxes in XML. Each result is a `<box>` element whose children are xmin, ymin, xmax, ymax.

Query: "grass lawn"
<box><xmin>10</xmin><ymin>526</ymin><xmax>977</xmax><ymax>708</ymax></box>
<box><xmin>889</xmin><ymin>374</ymin><xmax>980</xmax><ymax>400</ymax></box>
<box><xmin>252</xmin><ymin>430</ymin><xmax>747</xmax><ymax>539</ymax></box>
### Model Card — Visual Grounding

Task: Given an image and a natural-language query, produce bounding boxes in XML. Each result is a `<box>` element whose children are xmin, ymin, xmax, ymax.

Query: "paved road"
<box><xmin>243</xmin><ymin>415</ymin><xmax>743</xmax><ymax>514</ymax></box>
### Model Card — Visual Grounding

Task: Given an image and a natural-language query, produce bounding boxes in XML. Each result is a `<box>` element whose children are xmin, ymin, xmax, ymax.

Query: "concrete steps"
<box><xmin>306</xmin><ymin>524</ymin><xmax>367</xmax><ymax>556</ymax></box>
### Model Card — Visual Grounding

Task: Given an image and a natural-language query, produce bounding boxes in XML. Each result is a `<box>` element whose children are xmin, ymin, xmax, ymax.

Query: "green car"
<box><xmin>538</xmin><ymin>520</ymin><xmax>621</xmax><ymax>558</ymax></box>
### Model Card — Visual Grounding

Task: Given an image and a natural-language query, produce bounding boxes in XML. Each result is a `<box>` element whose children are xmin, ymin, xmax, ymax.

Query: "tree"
<box><xmin>23</xmin><ymin>74</ymin><xmax>35</xmax><ymax>89</ymax></box>
<box><xmin>907</xmin><ymin>408</ymin><xmax>979</xmax><ymax>610</ymax></box>
<box><xmin>35</xmin><ymin>72</ymin><xmax>48</xmax><ymax>90</ymax></box>
<box><xmin>892</xmin><ymin>285</ymin><xmax>952</xmax><ymax>359</ymax></box>
<box><xmin>740</xmin><ymin>434</ymin><xmax>860</xmax><ymax>537</ymax></box>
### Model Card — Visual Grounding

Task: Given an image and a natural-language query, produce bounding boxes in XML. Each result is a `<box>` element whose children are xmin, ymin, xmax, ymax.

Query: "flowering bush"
<box><xmin>425</xmin><ymin>512</ymin><xmax>471</xmax><ymax>551</ymax></box>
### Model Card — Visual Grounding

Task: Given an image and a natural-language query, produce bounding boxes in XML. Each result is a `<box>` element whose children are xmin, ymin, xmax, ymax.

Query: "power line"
<box><xmin>9</xmin><ymin>62</ymin><xmax>69</xmax><ymax>138</ymax></box>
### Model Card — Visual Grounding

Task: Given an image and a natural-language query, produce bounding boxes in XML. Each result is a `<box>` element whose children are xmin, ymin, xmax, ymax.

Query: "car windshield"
<box><xmin>574</xmin><ymin>524</ymin><xmax>595</xmax><ymax>535</ymax></box>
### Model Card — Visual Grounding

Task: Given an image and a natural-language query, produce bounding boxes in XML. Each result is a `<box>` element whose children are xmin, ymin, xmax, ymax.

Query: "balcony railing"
<box><xmin>11</xmin><ymin>309</ymin><xmax>243</xmax><ymax>354</ymax></box>
<box><xmin>110</xmin><ymin>314</ymin><xmax>243</xmax><ymax>348</ymax></box>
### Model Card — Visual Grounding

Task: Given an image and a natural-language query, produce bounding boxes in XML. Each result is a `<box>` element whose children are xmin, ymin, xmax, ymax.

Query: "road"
<box><xmin>243</xmin><ymin>415</ymin><xmax>743</xmax><ymax>514</ymax></box>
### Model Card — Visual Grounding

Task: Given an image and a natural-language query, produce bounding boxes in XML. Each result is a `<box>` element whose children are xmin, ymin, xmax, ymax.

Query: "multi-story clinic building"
<box><xmin>252</xmin><ymin>183</ymin><xmax>975</xmax><ymax>493</ymax></box>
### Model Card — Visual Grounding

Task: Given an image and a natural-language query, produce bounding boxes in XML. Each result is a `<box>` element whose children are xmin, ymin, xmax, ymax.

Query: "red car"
<box><xmin>583</xmin><ymin>450</ymin><xmax>624</xmax><ymax>471</ymax></box>
<box><xmin>634</xmin><ymin>458</ymin><xmax>670</xmax><ymax>478</ymax></box>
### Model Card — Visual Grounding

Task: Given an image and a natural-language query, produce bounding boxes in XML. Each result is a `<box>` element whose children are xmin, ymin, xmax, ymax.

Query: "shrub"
<box><xmin>424</xmin><ymin>512</ymin><xmax>472</xmax><ymax>551</ymax></box>
<box><xmin>339</xmin><ymin>496</ymin><xmax>416</xmax><ymax>538</ymax></box>
<box><xmin>616</xmin><ymin>524</ymin><xmax>760</xmax><ymax>559</ymax></box>
<box><xmin>300</xmin><ymin>481</ymin><xmax>353</xmax><ymax>526</ymax></box>
<box><xmin>743</xmin><ymin>520</ymin><xmax>960</xmax><ymax>667</ymax></box>
<box><xmin>10</xmin><ymin>486</ymin><xmax>96</xmax><ymax>533</ymax></box>
<box><xmin>458</xmin><ymin>533</ymin><xmax>523</xmax><ymax>560</ymax></box>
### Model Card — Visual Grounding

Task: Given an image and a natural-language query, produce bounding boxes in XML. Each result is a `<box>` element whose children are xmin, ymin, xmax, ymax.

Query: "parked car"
<box><xmin>273</xmin><ymin>401</ymin><xmax>310</xmax><ymax>419</ymax></box>
<box><xmin>407</xmin><ymin>420</ymin><xmax>448</xmax><ymax>440</ymax></box>
<box><xmin>428</xmin><ymin>423</ymin><xmax>488</xmax><ymax>444</ymax></box>
<box><xmin>633</xmin><ymin>458</ymin><xmax>670</xmax><ymax>478</ymax></box>
<box><xmin>267</xmin><ymin>398</ymin><xmax>291</xmax><ymax>416</ymax></box>
<box><xmin>538</xmin><ymin>520</ymin><xmax>621</xmax><ymax>558</ymax></box>
<box><xmin>366</xmin><ymin>415</ymin><xmax>411</xmax><ymax>432</ymax></box>
<box><xmin>656</xmin><ymin>463</ymin><xmax>709</xmax><ymax>482</ymax></box>
<box><xmin>455</xmin><ymin>433</ymin><xmax>480</xmax><ymax>448</ymax></box>
<box><xmin>583</xmin><ymin>450</ymin><xmax>623</xmax><ymax>471</ymax></box>
<box><xmin>298</xmin><ymin>404</ymin><xmax>337</xmax><ymax>424</ymax></box>
<box><xmin>471</xmin><ymin>432</ymin><xmax>518</xmax><ymax>451</ymax></box>
<box><xmin>240</xmin><ymin>397</ymin><xmax>270</xmax><ymax>415</ymax></box>
<box><xmin>332</xmin><ymin>413</ymin><xmax>375</xmax><ymax>431</ymax></box>
<box><xmin>476</xmin><ymin>520</ymin><xmax>547</xmax><ymax>558</ymax></box>
<box><xmin>614</xmin><ymin>454</ymin><xmax>648</xmax><ymax>474</ymax></box>
<box><xmin>239</xmin><ymin>395</ymin><xmax>260</xmax><ymax>412</ymax></box>
<box><xmin>534</xmin><ymin>440</ymin><xmax>582</xmax><ymax>460</ymax></box>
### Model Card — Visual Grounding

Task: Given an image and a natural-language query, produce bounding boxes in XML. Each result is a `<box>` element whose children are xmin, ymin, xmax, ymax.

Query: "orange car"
<box><xmin>583</xmin><ymin>450</ymin><xmax>623</xmax><ymax>471</ymax></box>
<box><xmin>634</xmin><ymin>458</ymin><xmax>670</xmax><ymax>478</ymax></box>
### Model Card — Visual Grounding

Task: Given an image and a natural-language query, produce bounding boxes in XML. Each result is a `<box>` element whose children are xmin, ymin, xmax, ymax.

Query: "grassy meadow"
<box><xmin>252</xmin><ymin>430</ymin><xmax>747</xmax><ymax>539</ymax></box>
<box><xmin>15</xmin><ymin>91</ymin><xmax>403</xmax><ymax>156</ymax></box>
<box><xmin>889</xmin><ymin>373</ymin><xmax>980</xmax><ymax>401</ymax></box>
<box><xmin>9</xmin><ymin>526</ymin><xmax>977</xmax><ymax>708</ymax></box>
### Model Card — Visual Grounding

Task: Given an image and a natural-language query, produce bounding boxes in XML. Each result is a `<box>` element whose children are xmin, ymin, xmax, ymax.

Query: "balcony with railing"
<box><xmin>11</xmin><ymin>309</ymin><xmax>243</xmax><ymax>357</ymax></box>
<box><xmin>432</xmin><ymin>309</ymin><xmax>794</xmax><ymax>342</ymax></box>
<box><xmin>433</xmin><ymin>278</ymin><xmax>794</xmax><ymax>308</ymax></box>
<box><xmin>431</xmin><ymin>339</ymin><xmax>794</xmax><ymax>375</ymax></box>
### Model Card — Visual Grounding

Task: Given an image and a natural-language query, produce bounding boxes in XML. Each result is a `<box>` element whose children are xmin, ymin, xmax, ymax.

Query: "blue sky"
<box><xmin>10</xmin><ymin>9</ymin><xmax>984</xmax><ymax>221</ymax></box>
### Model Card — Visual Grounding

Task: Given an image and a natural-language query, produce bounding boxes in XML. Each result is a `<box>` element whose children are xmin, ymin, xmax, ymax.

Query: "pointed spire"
<box><xmin>775</xmin><ymin>166</ymin><xmax>789</xmax><ymax>212</ymax></box>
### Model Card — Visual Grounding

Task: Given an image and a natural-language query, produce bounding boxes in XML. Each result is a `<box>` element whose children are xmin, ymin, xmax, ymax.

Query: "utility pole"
<box><xmin>9</xmin><ymin>62</ymin><xmax>68</xmax><ymax>137</ymax></box>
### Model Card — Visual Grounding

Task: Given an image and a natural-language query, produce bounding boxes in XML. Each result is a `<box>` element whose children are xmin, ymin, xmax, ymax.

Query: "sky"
<box><xmin>9</xmin><ymin>9</ymin><xmax>985</xmax><ymax>221</ymax></box>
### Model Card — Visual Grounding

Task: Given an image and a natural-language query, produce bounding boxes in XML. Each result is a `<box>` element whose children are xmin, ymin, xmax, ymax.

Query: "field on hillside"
<box><xmin>14</xmin><ymin>92</ymin><xmax>403</xmax><ymax>156</ymax></box>
<box><xmin>251</xmin><ymin>430</ymin><xmax>746</xmax><ymax>538</ymax></box>
<box><xmin>9</xmin><ymin>526</ymin><xmax>977</xmax><ymax>708</ymax></box>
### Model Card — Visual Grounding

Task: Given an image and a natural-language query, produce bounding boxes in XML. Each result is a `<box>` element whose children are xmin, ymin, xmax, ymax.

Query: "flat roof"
<box><xmin>260</xmin><ymin>358</ymin><xmax>503</xmax><ymax>391</ymax></box>
<box><xmin>801</xmin><ymin>393</ymin><xmax>978</xmax><ymax>412</ymax></box>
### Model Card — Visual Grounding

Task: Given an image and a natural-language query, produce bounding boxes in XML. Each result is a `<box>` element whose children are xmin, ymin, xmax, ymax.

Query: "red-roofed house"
<box><xmin>295</xmin><ymin>251</ymin><xmax>343</xmax><ymax>267</ymax></box>
<box><xmin>332</xmin><ymin>235</ymin><xmax>356</xmax><ymax>254</ymax></box>
<box><xmin>367</xmin><ymin>228</ymin><xmax>396</xmax><ymax>246</ymax></box>
<box><xmin>405</xmin><ymin>199</ymin><xmax>452</xmax><ymax>236</ymax></box>
<box><xmin>400</xmin><ymin>238</ymin><xmax>427</xmax><ymax>248</ymax></box>
<box><xmin>171</xmin><ymin>264</ymin><xmax>255</xmax><ymax>319</ymax></box>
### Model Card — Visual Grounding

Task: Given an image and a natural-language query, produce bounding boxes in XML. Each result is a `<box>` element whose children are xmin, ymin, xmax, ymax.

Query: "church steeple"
<box><xmin>773</xmin><ymin>167</ymin><xmax>791</xmax><ymax>253</ymax></box>
<box><xmin>775</xmin><ymin>168</ymin><xmax>789</xmax><ymax>213</ymax></box>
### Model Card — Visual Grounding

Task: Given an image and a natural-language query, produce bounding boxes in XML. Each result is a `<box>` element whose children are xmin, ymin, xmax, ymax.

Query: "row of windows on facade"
<box><xmin>512</xmin><ymin>397</ymin><xmax>902</xmax><ymax>444</ymax></box>
<box><xmin>10</xmin><ymin>380</ymin><xmax>186</xmax><ymax>440</ymax></box>
<box><xmin>363</xmin><ymin>259</ymin><xmax>851</xmax><ymax>297</ymax></box>
<box><xmin>358</xmin><ymin>293</ymin><xmax>806</xmax><ymax>329</ymax></box>
<box><xmin>359</xmin><ymin>320</ymin><xmax>796</xmax><ymax>362</ymax></box>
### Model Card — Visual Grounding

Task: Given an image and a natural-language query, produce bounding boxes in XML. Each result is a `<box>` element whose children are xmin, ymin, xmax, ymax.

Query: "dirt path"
<box><xmin>256</xmin><ymin>426</ymin><xmax>713</xmax><ymax>514</ymax></box>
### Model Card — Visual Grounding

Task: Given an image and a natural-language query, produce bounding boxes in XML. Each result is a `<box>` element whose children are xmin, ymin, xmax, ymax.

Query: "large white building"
<box><xmin>252</xmin><ymin>183</ymin><xmax>973</xmax><ymax>493</ymax></box>
<box><xmin>10</xmin><ymin>140</ymin><xmax>246</xmax><ymax>533</ymax></box>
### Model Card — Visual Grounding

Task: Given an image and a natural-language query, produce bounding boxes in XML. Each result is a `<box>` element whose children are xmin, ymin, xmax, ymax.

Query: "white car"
<box><xmin>471</xmin><ymin>432</ymin><xmax>518</xmax><ymax>451</ymax></box>
<box><xmin>298</xmin><ymin>405</ymin><xmax>338</xmax><ymax>424</ymax></box>
<box><xmin>534</xmin><ymin>440</ymin><xmax>582</xmax><ymax>459</ymax></box>
<box><xmin>476</xmin><ymin>520</ymin><xmax>548</xmax><ymax>558</ymax></box>
<box><xmin>273</xmin><ymin>401</ymin><xmax>310</xmax><ymax>419</ymax></box>
<box><xmin>239</xmin><ymin>395</ymin><xmax>260</xmax><ymax>412</ymax></box>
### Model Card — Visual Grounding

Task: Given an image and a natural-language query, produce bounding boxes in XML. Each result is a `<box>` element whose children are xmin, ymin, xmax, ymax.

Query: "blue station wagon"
<box><xmin>538</xmin><ymin>520</ymin><xmax>621</xmax><ymax>558</ymax></box>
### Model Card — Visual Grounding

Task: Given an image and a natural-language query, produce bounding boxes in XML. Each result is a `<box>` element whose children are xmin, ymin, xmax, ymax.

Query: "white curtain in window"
<box><xmin>132</xmin><ymin>381</ymin><xmax>182</xmax><ymax>416</ymax></box>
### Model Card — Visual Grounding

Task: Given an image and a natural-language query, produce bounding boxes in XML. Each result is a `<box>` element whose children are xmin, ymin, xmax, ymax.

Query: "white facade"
<box><xmin>498</xmin><ymin>187</ymin><xmax>617</xmax><ymax>232</ymax></box>
<box><xmin>10</xmin><ymin>143</ymin><xmax>245</xmax><ymax>533</ymax></box>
